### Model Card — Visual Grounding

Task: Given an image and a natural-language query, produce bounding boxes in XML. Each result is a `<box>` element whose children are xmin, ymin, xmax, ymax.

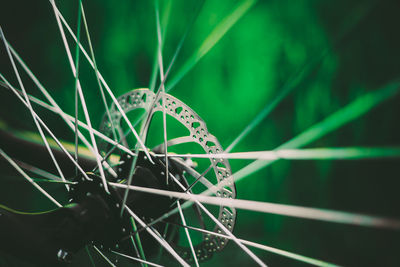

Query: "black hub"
<box><xmin>0</xmin><ymin>151</ymin><xmax>186</xmax><ymax>266</ymax></box>
<box><xmin>68</xmin><ymin>173</ymin><xmax>132</xmax><ymax>250</ymax></box>
<box><xmin>66</xmin><ymin>151</ymin><xmax>185</xmax><ymax>260</ymax></box>
<box><xmin>115</xmin><ymin>151</ymin><xmax>183</xmax><ymax>219</ymax></box>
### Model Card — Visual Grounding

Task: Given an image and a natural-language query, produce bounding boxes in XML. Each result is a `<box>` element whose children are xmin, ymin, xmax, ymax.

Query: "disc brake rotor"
<box><xmin>98</xmin><ymin>88</ymin><xmax>236</xmax><ymax>262</ymax></box>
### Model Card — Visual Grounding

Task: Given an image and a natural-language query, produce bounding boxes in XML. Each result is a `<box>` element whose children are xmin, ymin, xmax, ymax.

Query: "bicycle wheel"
<box><xmin>1</xmin><ymin>0</ymin><xmax>400</xmax><ymax>266</ymax></box>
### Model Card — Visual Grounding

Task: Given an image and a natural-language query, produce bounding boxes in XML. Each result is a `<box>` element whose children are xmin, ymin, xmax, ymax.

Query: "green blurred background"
<box><xmin>1</xmin><ymin>0</ymin><xmax>400</xmax><ymax>266</ymax></box>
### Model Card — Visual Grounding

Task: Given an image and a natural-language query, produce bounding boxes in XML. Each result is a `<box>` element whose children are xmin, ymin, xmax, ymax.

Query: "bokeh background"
<box><xmin>1</xmin><ymin>0</ymin><xmax>400</xmax><ymax>266</ymax></box>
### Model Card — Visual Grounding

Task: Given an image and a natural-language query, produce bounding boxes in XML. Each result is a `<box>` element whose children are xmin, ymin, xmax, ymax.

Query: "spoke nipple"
<box><xmin>57</xmin><ymin>249</ymin><xmax>73</xmax><ymax>263</ymax></box>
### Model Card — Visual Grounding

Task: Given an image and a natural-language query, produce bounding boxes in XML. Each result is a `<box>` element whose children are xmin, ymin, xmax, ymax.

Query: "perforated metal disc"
<box><xmin>98</xmin><ymin>89</ymin><xmax>237</xmax><ymax>262</ymax></box>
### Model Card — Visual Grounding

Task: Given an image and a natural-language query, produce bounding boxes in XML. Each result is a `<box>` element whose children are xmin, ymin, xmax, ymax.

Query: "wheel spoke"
<box><xmin>73</xmin><ymin>0</ymin><xmax>83</xmax><ymax>177</ymax></box>
<box><xmin>155</xmin><ymin>0</ymin><xmax>169</xmax><ymax>185</ymax></box>
<box><xmin>1</xmin><ymin>1</ymin><xmax>396</xmax><ymax>266</ymax></box>
<box><xmin>0</xmin><ymin>149</ymin><xmax>62</xmax><ymax>207</ymax></box>
<box><xmin>225</xmin><ymin>1</ymin><xmax>375</xmax><ymax>153</ymax></box>
<box><xmin>166</xmin><ymin>0</ymin><xmax>257</xmax><ymax>92</ymax></box>
<box><xmin>1</xmin><ymin>41</ymin><xmax>117</xmax><ymax>178</ymax></box>
<box><xmin>0</xmin><ymin>27</ymin><xmax>68</xmax><ymax>190</ymax></box>
<box><xmin>167</xmin><ymin>173</ymin><xmax>266</xmax><ymax>266</ymax></box>
<box><xmin>119</xmin><ymin>0</ymin><xmax>176</xmax><ymax>217</ymax></box>
<box><xmin>149</xmin><ymin>0</ymin><xmax>172</xmax><ymax>92</ymax></box>
<box><xmin>111</xmin><ymin>250</ymin><xmax>164</xmax><ymax>267</ymax></box>
<box><xmin>110</xmin><ymin>182</ymin><xmax>400</xmax><ymax>230</ymax></box>
<box><xmin>49</xmin><ymin>0</ymin><xmax>109</xmax><ymax>192</ymax></box>
<box><xmin>169</xmin><ymin>158</ymin><xmax>215</xmax><ymax>192</ymax></box>
<box><xmin>177</xmin><ymin>201</ymin><xmax>199</xmax><ymax>267</ymax></box>
<box><xmin>85</xmin><ymin>246</ymin><xmax>96</xmax><ymax>267</ymax></box>
<box><xmin>228</xmin><ymin>81</ymin><xmax>400</xmax><ymax>185</ymax></box>
<box><xmin>152</xmin><ymin>136</ymin><xmax>194</xmax><ymax>152</ymax></box>
<box><xmin>93</xmin><ymin>246</ymin><xmax>116</xmax><ymax>267</ymax></box>
<box><xmin>138</xmin><ymin>0</ymin><xmax>204</xmax><ymax>138</ymax></box>
<box><xmin>80</xmin><ymin>1</ymin><xmax>118</xmax><ymax>143</ymax></box>
<box><xmin>0</xmin><ymin>76</ymin><xmax>91</xmax><ymax>180</ymax></box>
<box><xmin>129</xmin><ymin>217</ymin><xmax>147</xmax><ymax>266</ymax></box>
<box><xmin>124</xmin><ymin>206</ymin><xmax>189</xmax><ymax>267</ymax></box>
<box><xmin>166</xmin><ymin>221</ymin><xmax>339</xmax><ymax>267</ymax></box>
<box><xmin>161</xmin><ymin>147</ymin><xmax>400</xmax><ymax>160</ymax></box>
<box><xmin>50</xmin><ymin>1</ymin><xmax>152</xmax><ymax>164</ymax></box>
<box><xmin>53</xmin><ymin>0</ymin><xmax>203</xmax><ymax>165</ymax></box>
<box><xmin>0</xmin><ymin>80</ymin><xmax>134</xmax><ymax>174</ymax></box>
<box><xmin>13</xmin><ymin>159</ymin><xmax>64</xmax><ymax>182</ymax></box>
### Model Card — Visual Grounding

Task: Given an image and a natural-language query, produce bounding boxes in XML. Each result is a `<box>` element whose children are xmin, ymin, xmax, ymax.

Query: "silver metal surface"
<box><xmin>99</xmin><ymin>88</ymin><xmax>236</xmax><ymax>262</ymax></box>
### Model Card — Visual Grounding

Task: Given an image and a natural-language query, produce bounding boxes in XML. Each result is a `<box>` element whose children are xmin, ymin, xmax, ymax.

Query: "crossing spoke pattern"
<box><xmin>0</xmin><ymin>1</ymin><xmax>399</xmax><ymax>267</ymax></box>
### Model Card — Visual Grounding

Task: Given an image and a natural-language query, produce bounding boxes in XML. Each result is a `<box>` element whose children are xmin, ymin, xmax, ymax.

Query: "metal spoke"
<box><xmin>167</xmin><ymin>173</ymin><xmax>266</xmax><ymax>266</ymax></box>
<box><xmin>129</xmin><ymin>217</ymin><xmax>147</xmax><ymax>266</ymax></box>
<box><xmin>73</xmin><ymin>0</ymin><xmax>83</xmax><ymax>177</ymax></box>
<box><xmin>155</xmin><ymin>0</ymin><xmax>169</xmax><ymax>185</ymax></box>
<box><xmin>149</xmin><ymin>0</ymin><xmax>172</xmax><ymax>92</ymax></box>
<box><xmin>0</xmin><ymin>27</ymin><xmax>68</xmax><ymax>190</ymax></box>
<box><xmin>111</xmin><ymin>250</ymin><xmax>164</xmax><ymax>267</ymax></box>
<box><xmin>85</xmin><ymin>246</ymin><xmax>96</xmax><ymax>267</ymax></box>
<box><xmin>165</xmin><ymin>221</ymin><xmax>339</xmax><ymax>267</ymax></box>
<box><xmin>160</xmin><ymin>147</ymin><xmax>400</xmax><ymax>160</ymax></box>
<box><xmin>50</xmin><ymin>2</ymin><xmax>152</xmax><ymax>164</ymax></box>
<box><xmin>165</xmin><ymin>0</ymin><xmax>257</xmax><ymax>92</ymax></box>
<box><xmin>1</xmin><ymin>41</ymin><xmax>117</xmax><ymax>177</ymax></box>
<box><xmin>49</xmin><ymin>0</ymin><xmax>109</xmax><ymax>192</ymax></box>
<box><xmin>93</xmin><ymin>246</ymin><xmax>116</xmax><ymax>267</ymax></box>
<box><xmin>0</xmin><ymin>149</ymin><xmax>62</xmax><ymax>207</ymax></box>
<box><xmin>80</xmin><ymin>1</ymin><xmax>118</xmax><ymax>143</ymax></box>
<box><xmin>225</xmin><ymin>1</ymin><xmax>376</xmax><ymax>153</ymax></box>
<box><xmin>110</xmin><ymin>182</ymin><xmax>400</xmax><ymax>230</ymax></box>
<box><xmin>228</xmin><ymin>81</ymin><xmax>400</xmax><ymax>187</ymax></box>
<box><xmin>0</xmin><ymin>76</ymin><xmax>90</xmax><ymax>180</ymax></box>
<box><xmin>177</xmin><ymin>201</ymin><xmax>199</xmax><ymax>266</ymax></box>
<box><xmin>124</xmin><ymin>206</ymin><xmax>189</xmax><ymax>267</ymax></box>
